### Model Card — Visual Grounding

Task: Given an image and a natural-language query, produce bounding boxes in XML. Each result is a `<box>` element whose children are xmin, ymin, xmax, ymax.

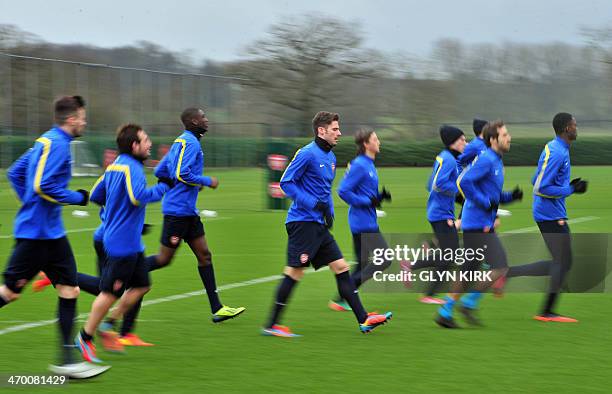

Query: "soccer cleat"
<box><xmin>119</xmin><ymin>333</ymin><xmax>155</xmax><ymax>346</ymax></box>
<box><xmin>32</xmin><ymin>272</ymin><xmax>52</xmax><ymax>292</ymax></box>
<box><xmin>74</xmin><ymin>332</ymin><xmax>102</xmax><ymax>364</ymax></box>
<box><xmin>49</xmin><ymin>362</ymin><xmax>111</xmax><ymax>379</ymax></box>
<box><xmin>261</xmin><ymin>325</ymin><xmax>302</xmax><ymax>337</ymax></box>
<box><xmin>459</xmin><ymin>305</ymin><xmax>483</xmax><ymax>326</ymax></box>
<box><xmin>435</xmin><ymin>314</ymin><xmax>460</xmax><ymax>329</ymax></box>
<box><xmin>492</xmin><ymin>275</ymin><xmax>507</xmax><ymax>298</ymax></box>
<box><xmin>98</xmin><ymin>329</ymin><xmax>125</xmax><ymax>353</ymax></box>
<box><xmin>212</xmin><ymin>305</ymin><xmax>246</xmax><ymax>323</ymax></box>
<box><xmin>328</xmin><ymin>299</ymin><xmax>352</xmax><ymax>312</ymax></box>
<box><xmin>533</xmin><ymin>314</ymin><xmax>578</xmax><ymax>323</ymax></box>
<box><xmin>359</xmin><ymin>312</ymin><xmax>393</xmax><ymax>333</ymax></box>
<box><xmin>399</xmin><ymin>260</ymin><xmax>412</xmax><ymax>288</ymax></box>
<box><xmin>419</xmin><ymin>296</ymin><xmax>446</xmax><ymax>305</ymax></box>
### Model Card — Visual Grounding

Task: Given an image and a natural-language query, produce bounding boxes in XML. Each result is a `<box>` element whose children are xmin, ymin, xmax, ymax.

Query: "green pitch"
<box><xmin>0</xmin><ymin>166</ymin><xmax>610</xmax><ymax>393</ymax></box>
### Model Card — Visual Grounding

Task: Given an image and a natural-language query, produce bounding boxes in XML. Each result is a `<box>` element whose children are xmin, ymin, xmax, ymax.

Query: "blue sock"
<box><xmin>438</xmin><ymin>295</ymin><xmax>456</xmax><ymax>318</ymax></box>
<box><xmin>461</xmin><ymin>291</ymin><xmax>482</xmax><ymax>309</ymax></box>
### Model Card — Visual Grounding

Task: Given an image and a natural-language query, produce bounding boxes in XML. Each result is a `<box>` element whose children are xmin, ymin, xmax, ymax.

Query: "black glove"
<box><xmin>511</xmin><ymin>186</ymin><xmax>523</xmax><ymax>201</ymax></box>
<box><xmin>370</xmin><ymin>196</ymin><xmax>381</xmax><ymax>208</ymax></box>
<box><xmin>157</xmin><ymin>177</ymin><xmax>175</xmax><ymax>188</ymax></box>
<box><xmin>488</xmin><ymin>199</ymin><xmax>499</xmax><ymax>212</ymax></box>
<box><xmin>315</xmin><ymin>201</ymin><xmax>334</xmax><ymax>229</ymax></box>
<box><xmin>76</xmin><ymin>189</ymin><xmax>89</xmax><ymax>206</ymax></box>
<box><xmin>380</xmin><ymin>187</ymin><xmax>392</xmax><ymax>202</ymax></box>
<box><xmin>455</xmin><ymin>193</ymin><xmax>465</xmax><ymax>205</ymax></box>
<box><xmin>142</xmin><ymin>224</ymin><xmax>153</xmax><ymax>235</ymax></box>
<box><xmin>570</xmin><ymin>178</ymin><xmax>588</xmax><ymax>194</ymax></box>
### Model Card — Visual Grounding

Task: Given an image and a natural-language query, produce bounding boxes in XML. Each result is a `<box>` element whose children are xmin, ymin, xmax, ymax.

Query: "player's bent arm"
<box><xmin>32</xmin><ymin>139</ymin><xmax>84</xmax><ymax>205</ymax></box>
<box><xmin>89</xmin><ymin>175</ymin><xmax>106</xmax><ymax>206</ymax></box>
<box><xmin>458</xmin><ymin>158</ymin><xmax>490</xmax><ymax>209</ymax></box>
<box><xmin>432</xmin><ymin>159</ymin><xmax>459</xmax><ymax>196</ymax></box>
<box><xmin>500</xmin><ymin>191</ymin><xmax>514</xmax><ymax>204</ymax></box>
<box><xmin>532</xmin><ymin>151</ymin><xmax>572</xmax><ymax>198</ymax></box>
<box><xmin>175</xmin><ymin>141</ymin><xmax>211</xmax><ymax>187</ymax></box>
<box><xmin>280</xmin><ymin>149</ymin><xmax>317</xmax><ymax>208</ymax></box>
<box><xmin>7</xmin><ymin>149</ymin><xmax>31</xmax><ymax>201</ymax></box>
<box><xmin>337</xmin><ymin>164</ymin><xmax>370</xmax><ymax>207</ymax></box>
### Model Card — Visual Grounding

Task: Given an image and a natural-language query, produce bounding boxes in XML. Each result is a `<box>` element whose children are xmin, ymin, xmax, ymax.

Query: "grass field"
<box><xmin>0</xmin><ymin>166</ymin><xmax>611</xmax><ymax>393</ymax></box>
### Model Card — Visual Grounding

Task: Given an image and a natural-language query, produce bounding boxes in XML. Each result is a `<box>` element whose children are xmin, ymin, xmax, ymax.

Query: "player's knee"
<box><xmin>329</xmin><ymin>260</ymin><xmax>350</xmax><ymax>274</ymax></box>
<box><xmin>284</xmin><ymin>266</ymin><xmax>304</xmax><ymax>281</ymax></box>
<box><xmin>197</xmin><ymin>250</ymin><xmax>212</xmax><ymax>267</ymax></box>
<box><xmin>57</xmin><ymin>285</ymin><xmax>80</xmax><ymax>299</ymax></box>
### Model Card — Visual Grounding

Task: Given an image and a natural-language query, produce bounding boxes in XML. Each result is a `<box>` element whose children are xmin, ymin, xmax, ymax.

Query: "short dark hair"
<box><xmin>116</xmin><ymin>123</ymin><xmax>143</xmax><ymax>154</ymax></box>
<box><xmin>54</xmin><ymin>95</ymin><xmax>85</xmax><ymax>124</ymax></box>
<box><xmin>482</xmin><ymin>120</ymin><xmax>505</xmax><ymax>147</ymax></box>
<box><xmin>355</xmin><ymin>128</ymin><xmax>375</xmax><ymax>155</ymax></box>
<box><xmin>181</xmin><ymin>107</ymin><xmax>202</xmax><ymax>128</ymax></box>
<box><xmin>312</xmin><ymin>111</ymin><xmax>339</xmax><ymax>136</ymax></box>
<box><xmin>552</xmin><ymin>112</ymin><xmax>574</xmax><ymax>135</ymax></box>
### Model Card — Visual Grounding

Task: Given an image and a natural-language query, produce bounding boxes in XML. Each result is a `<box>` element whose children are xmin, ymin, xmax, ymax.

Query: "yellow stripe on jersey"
<box><xmin>174</xmin><ymin>138</ymin><xmax>199</xmax><ymax>187</ymax></box>
<box><xmin>431</xmin><ymin>156</ymin><xmax>444</xmax><ymax>192</ymax></box>
<box><xmin>106</xmin><ymin>164</ymin><xmax>139</xmax><ymax>206</ymax></box>
<box><xmin>33</xmin><ymin>137</ymin><xmax>61</xmax><ymax>204</ymax></box>
<box><xmin>533</xmin><ymin>144</ymin><xmax>562</xmax><ymax>199</ymax></box>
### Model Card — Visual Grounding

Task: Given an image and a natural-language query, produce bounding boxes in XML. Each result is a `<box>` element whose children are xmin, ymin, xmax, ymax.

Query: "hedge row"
<box><xmin>2</xmin><ymin>134</ymin><xmax>612</xmax><ymax>167</ymax></box>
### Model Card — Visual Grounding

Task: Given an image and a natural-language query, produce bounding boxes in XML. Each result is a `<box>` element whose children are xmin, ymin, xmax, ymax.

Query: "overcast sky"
<box><xmin>1</xmin><ymin>0</ymin><xmax>610</xmax><ymax>61</ymax></box>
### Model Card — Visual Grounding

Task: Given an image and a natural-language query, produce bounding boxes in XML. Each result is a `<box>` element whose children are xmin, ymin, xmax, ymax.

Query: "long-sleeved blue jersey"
<box><xmin>426</xmin><ymin>149</ymin><xmax>460</xmax><ymax>222</ymax></box>
<box><xmin>281</xmin><ymin>140</ymin><xmax>336</xmax><ymax>225</ymax></box>
<box><xmin>338</xmin><ymin>154</ymin><xmax>379</xmax><ymax>233</ymax></box>
<box><xmin>9</xmin><ymin>126</ymin><xmax>86</xmax><ymax>239</ymax></box>
<box><xmin>155</xmin><ymin>130</ymin><xmax>212</xmax><ymax>217</ymax></box>
<box><xmin>458</xmin><ymin>148</ymin><xmax>513</xmax><ymax>230</ymax></box>
<box><xmin>91</xmin><ymin>154</ymin><xmax>169</xmax><ymax>257</ymax></box>
<box><xmin>532</xmin><ymin>137</ymin><xmax>573</xmax><ymax>222</ymax></box>
<box><xmin>458</xmin><ymin>136</ymin><xmax>487</xmax><ymax>167</ymax></box>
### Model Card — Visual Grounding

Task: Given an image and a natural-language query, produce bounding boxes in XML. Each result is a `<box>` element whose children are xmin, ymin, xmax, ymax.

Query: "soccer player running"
<box><xmin>435</xmin><ymin>120</ymin><xmax>523</xmax><ymax>328</ymax></box>
<box><xmin>501</xmin><ymin>113</ymin><xmax>587</xmax><ymax>322</ymax></box>
<box><xmin>329</xmin><ymin>128</ymin><xmax>392</xmax><ymax>312</ymax></box>
<box><xmin>407</xmin><ymin>126</ymin><xmax>466</xmax><ymax>304</ymax></box>
<box><xmin>458</xmin><ymin>118</ymin><xmax>488</xmax><ymax>167</ymax></box>
<box><xmin>1</xmin><ymin>96</ymin><xmax>109</xmax><ymax>378</ymax></box>
<box><xmin>146</xmin><ymin>108</ymin><xmax>245</xmax><ymax>323</ymax></box>
<box><xmin>262</xmin><ymin>112</ymin><xmax>392</xmax><ymax>337</ymax></box>
<box><xmin>75</xmin><ymin>124</ymin><xmax>172</xmax><ymax>363</ymax></box>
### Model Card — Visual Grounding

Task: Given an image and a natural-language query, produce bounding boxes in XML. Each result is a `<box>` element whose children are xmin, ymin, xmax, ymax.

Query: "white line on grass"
<box><xmin>0</xmin><ymin>267</ymin><xmax>328</xmax><ymax>336</ymax></box>
<box><xmin>0</xmin><ymin>216</ymin><xmax>601</xmax><ymax>336</ymax></box>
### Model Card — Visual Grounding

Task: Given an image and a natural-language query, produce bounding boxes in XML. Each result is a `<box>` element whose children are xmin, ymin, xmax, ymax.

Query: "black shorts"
<box><xmin>161</xmin><ymin>215</ymin><xmax>205</xmax><ymax>248</ymax></box>
<box><xmin>462</xmin><ymin>230</ymin><xmax>508</xmax><ymax>271</ymax></box>
<box><xmin>100</xmin><ymin>252</ymin><xmax>150</xmax><ymax>297</ymax></box>
<box><xmin>3</xmin><ymin>237</ymin><xmax>78</xmax><ymax>293</ymax></box>
<box><xmin>286</xmin><ymin>222</ymin><xmax>343</xmax><ymax>270</ymax></box>
<box><xmin>352</xmin><ymin>231</ymin><xmax>390</xmax><ymax>268</ymax></box>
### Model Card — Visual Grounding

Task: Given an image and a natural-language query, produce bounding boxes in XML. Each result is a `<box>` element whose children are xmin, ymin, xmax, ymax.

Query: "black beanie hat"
<box><xmin>440</xmin><ymin>125</ymin><xmax>464</xmax><ymax>147</ymax></box>
<box><xmin>473</xmin><ymin>118</ymin><xmax>488</xmax><ymax>136</ymax></box>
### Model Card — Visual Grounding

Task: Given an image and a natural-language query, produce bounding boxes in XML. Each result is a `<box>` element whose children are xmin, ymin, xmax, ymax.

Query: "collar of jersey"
<box><xmin>314</xmin><ymin>137</ymin><xmax>333</xmax><ymax>152</ymax></box>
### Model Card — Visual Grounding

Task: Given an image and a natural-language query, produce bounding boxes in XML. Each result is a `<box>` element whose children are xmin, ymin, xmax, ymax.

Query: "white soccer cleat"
<box><xmin>71</xmin><ymin>210</ymin><xmax>90</xmax><ymax>218</ymax></box>
<box><xmin>200</xmin><ymin>209</ymin><xmax>218</xmax><ymax>218</ymax></box>
<box><xmin>376</xmin><ymin>209</ymin><xmax>386</xmax><ymax>218</ymax></box>
<box><xmin>49</xmin><ymin>362</ymin><xmax>111</xmax><ymax>379</ymax></box>
<box><xmin>497</xmin><ymin>209</ymin><xmax>512</xmax><ymax>217</ymax></box>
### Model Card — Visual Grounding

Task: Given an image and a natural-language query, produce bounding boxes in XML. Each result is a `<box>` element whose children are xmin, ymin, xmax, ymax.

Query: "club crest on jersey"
<box><xmin>300</xmin><ymin>253</ymin><xmax>309</xmax><ymax>264</ymax></box>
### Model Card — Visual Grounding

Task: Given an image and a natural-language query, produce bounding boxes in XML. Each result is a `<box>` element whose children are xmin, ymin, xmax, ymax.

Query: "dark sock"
<box><xmin>335</xmin><ymin>271</ymin><xmax>368</xmax><ymax>323</ymax></box>
<box><xmin>58</xmin><ymin>297</ymin><xmax>77</xmax><ymax>364</ymax></box>
<box><xmin>349</xmin><ymin>268</ymin><xmax>363</xmax><ymax>290</ymax></box>
<box><xmin>507</xmin><ymin>260</ymin><xmax>551</xmax><ymax>278</ymax></box>
<box><xmin>77</xmin><ymin>273</ymin><xmax>101</xmax><ymax>296</ymax></box>
<box><xmin>121</xmin><ymin>298</ymin><xmax>143</xmax><ymax>336</ymax></box>
<box><xmin>80</xmin><ymin>327</ymin><xmax>93</xmax><ymax>342</ymax></box>
<box><xmin>146</xmin><ymin>255</ymin><xmax>161</xmax><ymax>272</ymax></box>
<box><xmin>542</xmin><ymin>292</ymin><xmax>559</xmax><ymax>315</ymax></box>
<box><xmin>0</xmin><ymin>294</ymin><xmax>8</xmax><ymax>308</ymax></box>
<box><xmin>198</xmin><ymin>264</ymin><xmax>223</xmax><ymax>313</ymax></box>
<box><xmin>267</xmin><ymin>275</ymin><xmax>297</xmax><ymax>328</ymax></box>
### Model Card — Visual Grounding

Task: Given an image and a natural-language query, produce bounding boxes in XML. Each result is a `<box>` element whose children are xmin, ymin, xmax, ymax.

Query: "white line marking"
<box><xmin>0</xmin><ymin>266</ymin><xmax>329</xmax><ymax>336</ymax></box>
<box><xmin>503</xmin><ymin>216</ymin><xmax>600</xmax><ymax>234</ymax></box>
